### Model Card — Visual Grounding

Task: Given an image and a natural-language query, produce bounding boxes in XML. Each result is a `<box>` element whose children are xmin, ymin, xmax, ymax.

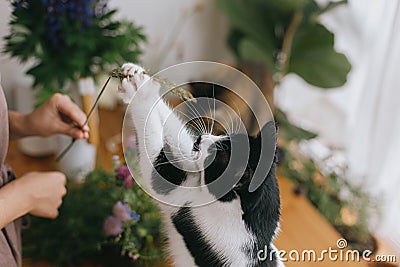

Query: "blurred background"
<box><xmin>0</xmin><ymin>0</ymin><xmax>399</xmax><ymax>266</ymax></box>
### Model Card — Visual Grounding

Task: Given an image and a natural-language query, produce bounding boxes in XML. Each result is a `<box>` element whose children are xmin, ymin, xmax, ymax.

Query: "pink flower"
<box><xmin>103</xmin><ymin>216</ymin><xmax>123</xmax><ymax>237</ymax></box>
<box><xmin>123</xmin><ymin>176</ymin><xmax>133</xmax><ymax>189</ymax></box>
<box><xmin>115</xmin><ymin>166</ymin><xmax>134</xmax><ymax>189</ymax></box>
<box><xmin>113</xmin><ymin>201</ymin><xmax>131</xmax><ymax>222</ymax></box>
<box><xmin>116</xmin><ymin>165</ymin><xmax>131</xmax><ymax>181</ymax></box>
<box><xmin>125</xmin><ymin>134</ymin><xmax>137</xmax><ymax>149</ymax></box>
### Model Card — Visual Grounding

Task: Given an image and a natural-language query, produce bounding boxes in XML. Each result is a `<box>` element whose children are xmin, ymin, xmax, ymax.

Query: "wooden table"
<box><xmin>6</xmin><ymin>106</ymin><xmax>373</xmax><ymax>267</ymax></box>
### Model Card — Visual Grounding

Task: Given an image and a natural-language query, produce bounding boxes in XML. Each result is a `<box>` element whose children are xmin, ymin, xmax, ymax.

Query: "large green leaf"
<box><xmin>217</xmin><ymin>0</ymin><xmax>351</xmax><ymax>89</ymax></box>
<box><xmin>254</xmin><ymin>0</ymin><xmax>311</xmax><ymax>13</ymax></box>
<box><xmin>289</xmin><ymin>23</ymin><xmax>351</xmax><ymax>88</ymax></box>
<box><xmin>238</xmin><ymin>38</ymin><xmax>276</xmax><ymax>71</ymax></box>
<box><xmin>216</xmin><ymin>0</ymin><xmax>277</xmax><ymax>53</ymax></box>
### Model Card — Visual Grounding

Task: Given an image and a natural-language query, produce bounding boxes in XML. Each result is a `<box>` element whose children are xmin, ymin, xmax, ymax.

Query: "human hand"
<box><xmin>16</xmin><ymin>171</ymin><xmax>67</xmax><ymax>219</ymax></box>
<box><xmin>26</xmin><ymin>93</ymin><xmax>89</xmax><ymax>139</ymax></box>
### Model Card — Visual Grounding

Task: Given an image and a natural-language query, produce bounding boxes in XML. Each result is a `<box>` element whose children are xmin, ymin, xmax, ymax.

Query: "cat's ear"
<box><xmin>248</xmin><ymin>121</ymin><xmax>276</xmax><ymax>192</ymax></box>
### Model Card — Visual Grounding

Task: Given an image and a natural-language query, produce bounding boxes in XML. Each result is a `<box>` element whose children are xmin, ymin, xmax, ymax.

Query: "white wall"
<box><xmin>0</xmin><ymin>0</ymin><xmax>233</xmax><ymax>108</ymax></box>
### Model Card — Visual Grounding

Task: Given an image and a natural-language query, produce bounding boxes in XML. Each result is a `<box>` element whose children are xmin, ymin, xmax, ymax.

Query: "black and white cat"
<box><xmin>118</xmin><ymin>63</ymin><xmax>284</xmax><ymax>267</ymax></box>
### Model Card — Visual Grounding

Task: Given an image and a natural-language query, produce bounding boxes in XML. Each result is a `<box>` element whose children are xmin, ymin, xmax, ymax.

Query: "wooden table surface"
<box><xmin>5</xmin><ymin>106</ymin><xmax>377</xmax><ymax>267</ymax></box>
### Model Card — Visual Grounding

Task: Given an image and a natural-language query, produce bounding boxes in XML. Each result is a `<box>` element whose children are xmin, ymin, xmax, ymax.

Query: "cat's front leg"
<box><xmin>119</xmin><ymin>63</ymin><xmax>195</xmax><ymax>191</ymax></box>
<box><xmin>119</xmin><ymin>63</ymin><xmax>165</xmax><ymax>171</ymax></box>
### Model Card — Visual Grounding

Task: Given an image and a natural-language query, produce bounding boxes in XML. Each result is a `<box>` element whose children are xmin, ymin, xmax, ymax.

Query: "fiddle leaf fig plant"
<box><xmin>217</xmin><ymin>0</ymin><xmax>377</xmax><ymax>254</ymax></box>
<box><xmin>217</xmin><ymin>0</ymin><xmax>351</xmax><ymax>88</ymax></box>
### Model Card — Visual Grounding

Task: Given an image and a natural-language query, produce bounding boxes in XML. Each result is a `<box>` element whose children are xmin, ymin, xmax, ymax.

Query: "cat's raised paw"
<box><xmin>122</xmin><ymin>63</ymin><xmax>149</xmax><ymax>89</ymax></box>
<box><xmin>118</xmin><ymin>63</ymin><xmax>150</xmax><ymax>104</ymax></box>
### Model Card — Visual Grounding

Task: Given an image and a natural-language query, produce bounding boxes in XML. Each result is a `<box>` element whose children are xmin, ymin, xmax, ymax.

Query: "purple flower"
<box><xmin>113</xmin><ymin>201</ymin><xmax>131</xmax><ymax>222</ymax></box>
<box><xmin>116</xmin><ymin>165</ymin><xmax>131</xmax><ymax>181</ymax></box>
<box><xmin>115</xmin><ymin>166</ymin><xmax>134</xmax><ymax>189</ymax></box>
<box><xmin>103</xmin><ymin>216</ymin><xmax>123</xmax><ymax>237</ymax></box>
<box><xmin>40</xmin><ymin>0</ymin><xmax>100</xmax><ymax>48</ymax></box>
<box><xmin>123</xmin><ymin>176</ymin><xmax>133</xmax><ymax>189</ymax></box>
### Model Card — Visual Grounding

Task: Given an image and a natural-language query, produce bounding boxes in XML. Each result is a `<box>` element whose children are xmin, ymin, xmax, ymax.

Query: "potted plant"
<box><xmin>23</xmin><ymin>147</ymin><xmax>164</xmax><ymax>267</ymax></box>
<box><xmin>217</xmin><ymin>0</ymin><xmax>377</xmax><ymax>253</ymax></box>
<box><xmin>3</xmin><ymin>0</ymin><xmax>146</xmax><ymax>179</ymax></box>
<box><xmin>216</xmin><ymin>0</ymin><xmax>351</xmax><ymax>109</ymax></box>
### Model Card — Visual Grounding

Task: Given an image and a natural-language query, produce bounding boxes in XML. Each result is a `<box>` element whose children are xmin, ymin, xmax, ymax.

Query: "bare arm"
<box><xmin>0</xmin><ymin>171</ymin><xmax>66</xmax><ymax>229</ymax></box>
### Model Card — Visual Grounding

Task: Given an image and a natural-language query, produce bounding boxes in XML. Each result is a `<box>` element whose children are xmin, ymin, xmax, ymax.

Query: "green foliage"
<box><xmin>3</xmin><ymin>1</ymin><xmax>146</xmax><ymax>105</ymax></box>
<box><xmin>275</xmin><ymin>108</ymin><xmax>378</xmax><ymax>253</ymax></box>
<box><xmin>23</xmin><ymin>167</ymin><xmax>164</xmax><ymax>267</ymax></box>
<box><xmin>217</xmin><ymin>0</ymin><xmax>351</xmax><ymax>88</ymax></box>
<box><xmin>274</xmin><ymin>109</ymin><xmax>317</xmax><ymax>141</ymax></box>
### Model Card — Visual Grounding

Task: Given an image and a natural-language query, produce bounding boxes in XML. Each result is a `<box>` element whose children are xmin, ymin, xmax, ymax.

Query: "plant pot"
<box><xmin>55</xmin><ymin>76</ymin><xmax>100</xmax><ymax>182</ymax></box>
<box><xmin>18</xmin><ymin>136</ymin><xmax>57</xmax><ymax>157</ymax></box>
<box><xmin>15</xmin><ymin>75</ymin><xmax>57</xmax><ymax>156</ymax></box>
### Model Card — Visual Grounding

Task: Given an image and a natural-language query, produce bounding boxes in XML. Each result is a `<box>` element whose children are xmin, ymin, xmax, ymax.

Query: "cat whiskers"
<box><xmin>176</xmin><ymin>105</ymin><xmax>210</xmax><ymax>137</ymax></box>
<box><xmin>208</xmin><ymin>84</ymin><xmax>216</xmax><ymax>135</ymax></box>
<box><xmin>184</xmin><ymin>101</ymin><xmax>208</xmax><ymax>134</ymax></box>
<box><xmin>155</xmin><ymin>155</ymin><xmax>193</xmax><ymax>167</ymax></box>
<box><xmin>174</xmin><ymin>109</ymin><xmax>206</xmax><ymax>136</ymax></box>
<box><xmin>224</xmin><ymin>94</ymin><xmax>243</xmax><ymax>135</ymax></box>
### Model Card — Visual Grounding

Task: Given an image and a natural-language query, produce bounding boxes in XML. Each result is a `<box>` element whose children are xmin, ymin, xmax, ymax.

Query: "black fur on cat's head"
<box><xmin>202</xmin><ymin>121</ymin><xmax>277</xmax><ymax>202</ymax></box>
<box><xmin>202</xmin><ymin>121</ymin><xmax>281</xmax><ymax>255</ymax></box>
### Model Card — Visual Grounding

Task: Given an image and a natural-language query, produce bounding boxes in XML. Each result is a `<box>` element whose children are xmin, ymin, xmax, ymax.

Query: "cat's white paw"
<box><xmin>118</xmin><ymin>63</ymin><xmax>150</xmax><ymax>104</ymax></box>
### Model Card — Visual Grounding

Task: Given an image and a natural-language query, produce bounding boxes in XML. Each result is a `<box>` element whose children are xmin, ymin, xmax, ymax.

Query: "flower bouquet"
<box><xmin>23</xmin><ymin>141</ymin><xmax>165</xmax><ymax>267</ymax></box>
<box><xmin>4</xmin><ymin>0</ymin><xmax>146</xmax><ymax>105</ymax></box>
<box><xmin>4</xmin><ymin>0</ymin><xmax>147</xmax><ymax>177</ymax></box>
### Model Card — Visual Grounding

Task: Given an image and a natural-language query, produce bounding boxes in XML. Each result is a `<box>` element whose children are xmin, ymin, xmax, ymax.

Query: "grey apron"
<box><xmin>0</xmin><ymin>83</ymin><xmax>22</xmax><ymax>267</ymax></box>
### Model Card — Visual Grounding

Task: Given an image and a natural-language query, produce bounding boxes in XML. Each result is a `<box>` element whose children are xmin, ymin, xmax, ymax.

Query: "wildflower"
<box><xmin>123</xmin><ymin>175</ymin><xmax>134</xmax><ymax>189</ymax></box>
<box><xmin>103</xmin><ymin>216</ymin><xmax>123</xmax><ymax>237</ymax></box>
<box><xmin>116</xmin><ymin>165</ymin><xmax>131</xmax><ymax>180</ymax></box>
<box><xmin>40</xmin><ymin>0</ymin><xmax>100</xmax><ymax>48</ymax></box>
<box><xmin>113</xmin><ymin>201</ymin><xmax>131</xmax><ymax>222</ymax></box>
<box><xmin>130</xmin><ymin>211</ymin><xmax>140</xmax><ymax>223</ymax></box>
<box><xmin>115</xmin><ymin>165</ymin><xmax>134</xmax><ymax>189</ymax></box>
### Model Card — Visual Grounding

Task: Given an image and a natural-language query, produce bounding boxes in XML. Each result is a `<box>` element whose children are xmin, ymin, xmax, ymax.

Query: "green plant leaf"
<box><xmin>253</xmin><ymin>0</ymin><xmax>311</xmax><ymax>13</ymax></box>
<box><xmin>274</xmin><ymin>108</ymin><xmax>317</xmax><ymax>141</ymax></box>
<box><xmin>289</xmin><ymin>23</ymin><xmax>351</xmax><ymax>88</ymax></box>
<box><xmin>217</xmin><ymin>0</ymin><xmax>352</xmax><ymax>88</ymax></box>
<box><xmin>238</xmin><ymin>38</ymin><xmax>276</xmax><ymax>71</ymax></box>
<box><xmin>216</xmin><ymin>0</ymin><xmax>278</xmax><ymax>55</ymax></box>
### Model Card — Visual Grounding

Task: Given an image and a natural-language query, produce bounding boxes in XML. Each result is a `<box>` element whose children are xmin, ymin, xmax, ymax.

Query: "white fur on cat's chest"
<box><xmin>165</xmin><ymin>199</ymin><xmax>255</xmax><ymax>267</ymax></box>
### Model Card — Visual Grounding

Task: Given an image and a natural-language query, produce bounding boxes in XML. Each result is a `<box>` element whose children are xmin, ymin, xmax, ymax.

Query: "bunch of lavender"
<box><xmin>4</xmin><ymin>0</ymin><xmax>146</xmax><ymax>104</ymax></box>
<box><xmin>40</xmin><ymin>0</ymin><xmax>98</xmax><ymax>48</ymax></box>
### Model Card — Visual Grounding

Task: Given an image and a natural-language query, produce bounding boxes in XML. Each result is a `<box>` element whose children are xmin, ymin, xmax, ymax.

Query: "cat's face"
<box><xmin>192</xmin><ymin>133</ymin><xmax>226</xmax><ymax>161</ymax></box>
<box><xmin>192</xmin><ymin>122</ymin><xmax>275</xmax><ymax>202</ymax></box>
